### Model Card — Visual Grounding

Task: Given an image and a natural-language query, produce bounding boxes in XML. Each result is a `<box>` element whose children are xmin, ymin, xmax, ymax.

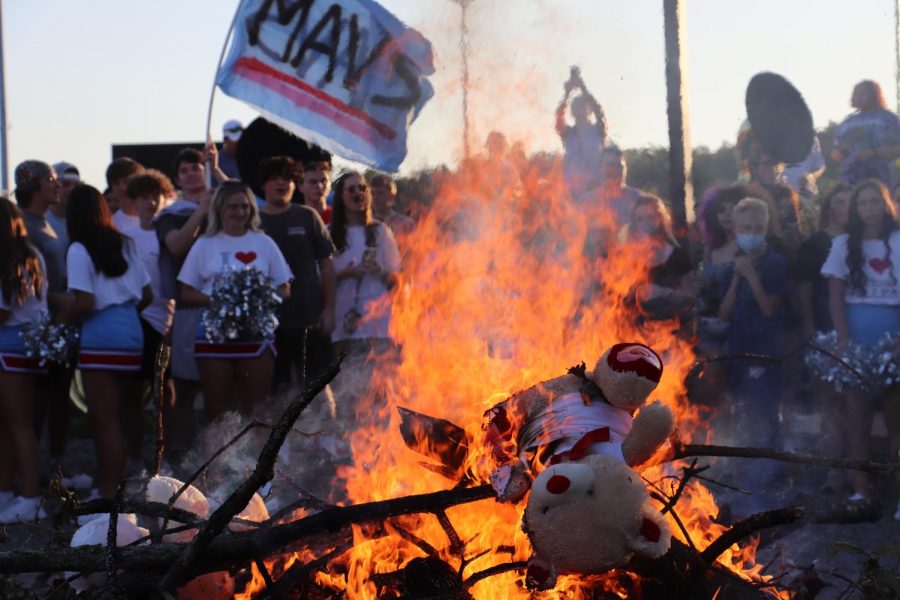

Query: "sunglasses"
<box><xmin>347</xmin><ymin>184</ymin><xmax>369</xmax><ymax>194</ymax></box>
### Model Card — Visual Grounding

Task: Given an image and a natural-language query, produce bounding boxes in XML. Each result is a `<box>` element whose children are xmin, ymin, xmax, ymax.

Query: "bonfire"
<box><xmin>0</xmin><ymin>157</ymin><xmax>896</xmax><ymax>599</ymax></box>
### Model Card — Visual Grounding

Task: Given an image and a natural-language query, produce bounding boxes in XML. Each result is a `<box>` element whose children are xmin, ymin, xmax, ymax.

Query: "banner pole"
<box><xmin>205</xmin><ymin>0</ymin><xmax>246</xmax><ymax>184</ymax></box>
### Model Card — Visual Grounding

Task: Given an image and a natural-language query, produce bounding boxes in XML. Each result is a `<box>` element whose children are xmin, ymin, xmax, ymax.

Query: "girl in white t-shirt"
<box><xmin>0</xmin><ymin>198</ymin><xmax>49</xmax><ymax>522</ymax></box>
<box><xmin>821</xmin><ymin>179</ymin><xmax>900</xmax><ymax>518</ymax></box>
<box><xmin>56</xmin><ymin>185</ymin><xmax>151</xmax><ymax>499</ymax></box>
<box><xmin>329</xmin><ymin>172</ymin><xmax>400</xmax><ymax>354</ymax></box>
<box><xmin>178</xmin><ymin>181</ymin><xmax>291</xmax><ymax>420</ymax></box>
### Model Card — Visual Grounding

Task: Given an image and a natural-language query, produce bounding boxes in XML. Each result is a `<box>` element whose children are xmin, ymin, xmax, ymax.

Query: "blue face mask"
<box><xmin>736</xmin><ymin>233</ymin><xmax>766</xmax><ymax>253</ymax></box>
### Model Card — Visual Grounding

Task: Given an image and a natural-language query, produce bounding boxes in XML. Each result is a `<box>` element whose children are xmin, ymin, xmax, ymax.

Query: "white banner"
<box><xmin>217</xmin><ymin>0</ymin><xmax>435</xmax><ymax>172</ymax></box>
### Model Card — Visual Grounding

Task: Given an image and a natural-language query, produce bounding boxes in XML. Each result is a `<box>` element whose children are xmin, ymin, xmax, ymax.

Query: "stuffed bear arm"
<box><xmin>621</xmin><ymin>400</ymin><xmax>675</xmax><ymax>467</ymax></box>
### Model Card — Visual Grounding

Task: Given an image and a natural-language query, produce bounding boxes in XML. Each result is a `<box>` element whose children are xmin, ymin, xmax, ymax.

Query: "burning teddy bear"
<box><xmin>398</xmin><ymin>342</ymin><xmax>677</xmax><ymax>591</ymax></box>
<box><xmin>484</xmin><ymin>342</ymin><xmax>676</xmax><ymax>590</ymax></box>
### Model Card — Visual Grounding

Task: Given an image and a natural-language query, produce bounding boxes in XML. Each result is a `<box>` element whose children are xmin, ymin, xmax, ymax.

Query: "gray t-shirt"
<box><xmin>153</xmin><ymin>200</ymin><xmax>203</xmax><ymax>304</ymax></box>
<box><xmin>259</xmin><ymin>204</ymin><xmax>335</xmax><ymax>329</ymax></box>
<box><xmin>45</xmin><ymin>210</ymin><xmax>68</xmax><ymax>251</ymax></box>
<box><xmin>23</xmin><ymin>210</ymin><xmax>67</xmax><ymax>293</ymax></box>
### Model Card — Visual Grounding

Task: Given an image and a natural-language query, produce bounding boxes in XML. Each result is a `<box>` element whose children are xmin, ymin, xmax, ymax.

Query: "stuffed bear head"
<box><xmin>591</xmin><ymin>342</ymin><xmax>663</xmax><ymax>412</ymax></box>
<box><xmin>522</xmin><ymin>454</ymin><xmax>671</xmax><ymax>590</ymax></box>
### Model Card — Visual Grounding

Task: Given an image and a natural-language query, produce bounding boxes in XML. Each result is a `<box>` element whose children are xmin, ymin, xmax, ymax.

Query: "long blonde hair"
<box><xmin>204</xmin><ymin>180</ymin><xmax>261</xmax><ymax>236</ymax></box>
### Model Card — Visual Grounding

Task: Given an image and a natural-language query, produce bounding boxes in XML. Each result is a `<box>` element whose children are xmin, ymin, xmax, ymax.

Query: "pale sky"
<box><xmin>3</xmin><ymin>0</ymin><xmax>898</xmax><ymax>189</ymax></box>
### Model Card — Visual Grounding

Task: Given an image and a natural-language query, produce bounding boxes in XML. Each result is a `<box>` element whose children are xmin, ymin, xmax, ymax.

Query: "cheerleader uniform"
<box><xmin>67</xmin><ymin>241</ymin><xmax>149</xmax><ymax>371</ymax></box>
<box><xmin>177</xmin><ymin>231</ymin><xmax>292</xmax><ymax>359</ymax></box>
<box><xmin>0</xmin><ymin>259</ymin><xmax>48</xmax><ymax>375</ymax></box>
<box><xmin>821</xmin><ymin>232</ymin><xmax>900</xmax><ymax>345</ymax></box>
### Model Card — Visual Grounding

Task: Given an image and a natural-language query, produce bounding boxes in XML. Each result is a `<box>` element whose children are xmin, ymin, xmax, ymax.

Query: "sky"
<box><xmin>2</xmin><ymin>0</ymin><xmax>898</xmax><ymax>190</ymax></box>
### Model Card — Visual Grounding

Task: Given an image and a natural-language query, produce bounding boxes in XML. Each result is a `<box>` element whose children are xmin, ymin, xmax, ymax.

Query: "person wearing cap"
<box><xmin>14</xmin><ymin>161</ymin><xmax>65</xmax><ymax>304</ymax></box>
<box><xmin>220</xmin><ymin>119</ymin><xmax>243</xmax><ymax>180</ymax></box>
<box><xmin>47</xmin><ymin>161</ymin><xmax>80</xmax><ymax>250</ymax></box>
<box><xmin>44</xmin><ymin>161</ymin><xmax>81</xmax><ymax>485</ymax></box>
<box><xmin>13</xmin><ymin>160</ymin><xmax>80</xmax><ymax>489</ymax></box>
<box><xmin>107</xmin><ymin>158</ymin><xmax>144</xmax><ymax>232</ymax></box>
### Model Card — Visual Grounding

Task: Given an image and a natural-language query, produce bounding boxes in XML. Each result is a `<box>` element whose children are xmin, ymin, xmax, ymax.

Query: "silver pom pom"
<box><xmin>19</xmin><ymin>315</ymin><xmax>79</xmax><ymax>367</ymax></box>
<box><xmin>806</xmin><ymin>330</ymin><xmax>900</xmax><ymax>393</ymax></box>
<box><xmin>201</xmin><ymin>266</ymin><xmax>282</xmax><ymax>344</ymax></box>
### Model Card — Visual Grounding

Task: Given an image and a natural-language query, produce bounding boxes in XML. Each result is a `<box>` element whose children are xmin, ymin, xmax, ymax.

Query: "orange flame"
<box><xmin>243</xmin><ymin>154</ymin><xmax>787</xmax><ymax>598</ymax></box>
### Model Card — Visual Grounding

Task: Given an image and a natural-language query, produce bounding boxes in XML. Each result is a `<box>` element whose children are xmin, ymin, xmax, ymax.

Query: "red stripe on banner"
<box><xmin>233</xmin><ymin>57</ymin><xmax>397</xmax><ymax>142</ymax></box>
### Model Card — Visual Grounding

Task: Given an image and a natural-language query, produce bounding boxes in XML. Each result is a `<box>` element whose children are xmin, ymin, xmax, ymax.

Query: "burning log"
<box><xmin>3</xmin><ymin>355</ymin><xmax>889</xmax><ymax>597</ymax></box>
<box><xmin>0</xmin><ymin>486</ymin><xmax>495</xmax><ymax>576</ymax></box>
<box><xmin>0</xmin><ymin>484</ymin><xmax>805</xmax><ymax>598</ymax></box>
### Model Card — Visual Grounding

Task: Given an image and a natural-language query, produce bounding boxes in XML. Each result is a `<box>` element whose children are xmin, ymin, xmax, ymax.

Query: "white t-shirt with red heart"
<box><xmin>821</xmin><ymin>231</ymin><xmax>900</xmax><ymax>304</ymax></box>
<box><xmin>177</xmin><ymin>230</ymin><xmax>292</xmax><ymax>296</ymax></box>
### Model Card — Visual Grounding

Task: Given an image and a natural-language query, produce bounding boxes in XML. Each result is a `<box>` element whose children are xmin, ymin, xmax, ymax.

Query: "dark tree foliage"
<box><xmin>386</xmin><ymin>120</ymin><xmax>881</xmax><ymax>221</ymax></box>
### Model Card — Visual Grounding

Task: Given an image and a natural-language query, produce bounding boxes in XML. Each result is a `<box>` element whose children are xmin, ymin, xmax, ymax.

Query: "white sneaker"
<box><xmin>62</xmin><ymin>473</ymin><xmax>93</xmax><ymax>491</ymax></box>
<box><xmin>0</xmin><ymin>496</ymin><xmax>46</xmax><ymax>523</ymax></box>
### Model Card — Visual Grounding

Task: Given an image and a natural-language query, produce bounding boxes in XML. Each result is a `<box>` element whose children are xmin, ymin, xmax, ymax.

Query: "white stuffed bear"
<box><xmin>522</xmin><ymin>454</ymin><xmax>671</xmax><ymax>590</ymax></box>
<box><xmin>485</xmin><ymin>342</ymin><xmax>676</xmax><ymax>500</ymax></box>
<box><xmin>483</xmin><ymin>342</ymin><xmax>676</xmax><ymax>589</ymax></box>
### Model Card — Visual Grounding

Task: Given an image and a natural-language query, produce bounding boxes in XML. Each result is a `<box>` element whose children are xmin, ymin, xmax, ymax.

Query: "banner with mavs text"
<box><xmin>217</xmin><ymin>0</ymin><xmax>434</xmax><ymax>172</ymax></box>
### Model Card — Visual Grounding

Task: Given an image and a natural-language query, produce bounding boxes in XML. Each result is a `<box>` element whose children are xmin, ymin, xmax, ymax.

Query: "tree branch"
<box><xmin>669</xmin><ymin>441</ymin><xmax>900</xmax><ymax>473</ymax></box>
<box><xmin>159</xmin><ymin>354</ymin><xmax>344</xmax><ymax>592</ymax></box>
<box><xmin>0</xmin><ymin>485</ymin><xmax>496</xmax><ymax>576</ymax></box>
<box><xmin>699</xmin><ymin>507</ymin><xmax>804</xmax><ymax>566</ymax></box>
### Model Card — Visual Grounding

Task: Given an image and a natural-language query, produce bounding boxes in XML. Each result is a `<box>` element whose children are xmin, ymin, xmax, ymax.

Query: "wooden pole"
<box><xmin>456</xmin><ymin>0</ymin><xmax>473</xmax><ymax>162</ymax></box>
<box><xmin>663</xmin><ymin>0</ymin><xmax>693</xmax><ymax>231</ymax></box>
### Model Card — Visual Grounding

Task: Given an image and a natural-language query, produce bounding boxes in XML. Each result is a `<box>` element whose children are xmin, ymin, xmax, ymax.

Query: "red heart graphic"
<box><xmin>869</xmin><ymin>257</ymin><xmax>891</xmax><ymax>274</ymax></box>
<box><xmin>235</xmin><ymin>251</ymin><xmax>257</xmax><ymax>265</ymax></box>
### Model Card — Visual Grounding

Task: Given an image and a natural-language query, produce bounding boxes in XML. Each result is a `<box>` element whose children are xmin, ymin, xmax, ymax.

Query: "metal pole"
<box><xmin>204</xmin><ymin>0</ymin><xmax>245</xmax><ymax>185</ymax></box>
<box><xmin>663</xmin><ymin>0</ymin><xmax>693</xmax><ymax>231</ymax></box>
<box><xmin>0</xmin><ymin>0</ymin><xmax>9</xmax><ymax>192</ymax></box>
<box><xmin>895</xmin><ymin>0</ymin><xmax>900</xmax><ymax>112</ymax></box>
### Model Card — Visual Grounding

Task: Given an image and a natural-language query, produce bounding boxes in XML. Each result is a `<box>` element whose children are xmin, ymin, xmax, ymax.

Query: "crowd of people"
<box><xmin>0</xmin><ymin>76</ymin><xmax>899</xmax><ymax>525</ymax></box>
<box><xmin>0</xmin><ymin>121</ymin><xmax>407</xmax><ymax>522</ymax></box>
<box><xmin>557</xmin><ymin>76</ymin><xmax>900</xmax><ymax>518</ymax></box>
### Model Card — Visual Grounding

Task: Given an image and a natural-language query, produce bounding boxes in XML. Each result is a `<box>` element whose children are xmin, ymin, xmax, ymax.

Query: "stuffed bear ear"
<box><xmin>525</xmin><ymin>558</ymin><xmax>557</xmax><ymax>591</ymax></box>
<box><xmin>629</xmin><ymin>508</ymin><xmax>672</xmax><ymax>559</ymax></box>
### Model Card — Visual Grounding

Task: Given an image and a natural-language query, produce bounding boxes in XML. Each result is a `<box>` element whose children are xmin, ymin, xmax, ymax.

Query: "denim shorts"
<box><xmin>78</xmin><ymin>304</ymin><xmax>143</xmax><ymax>372</ymax></box>
<box><xmin>845</xmin><ymin>303</ymin><xmax>900</xmax><ymax>346</ymax></box>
